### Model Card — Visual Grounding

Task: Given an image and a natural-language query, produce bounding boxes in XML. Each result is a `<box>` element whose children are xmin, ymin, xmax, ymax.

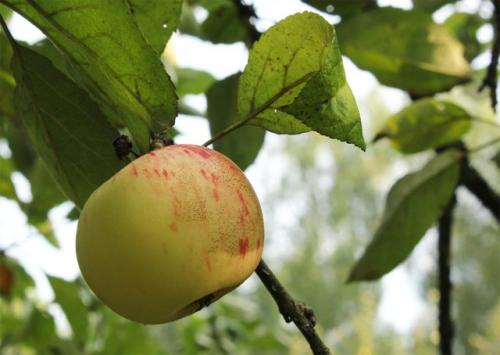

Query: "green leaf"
<box><xmin>199</xmin><ymin>0</ymin><xmax>248</xmax><ymax>44</ymax></box>
<box><xmin>11</xmin><ymin>45</ymin><xmax>126</xmax><ymax>209</ymax></box>
<box><xmin>48</xmin><ymin>276</ymin><xmax>88</xmax><ymax>342</ymax></box>
<box><xmin>22</xmin><ymin>158</ymin><xmax>67</xmax><ymax>247</ymax></box>
<box><xmin>0</xmin><ymin>31</ymin><xmax>15</xmax><ymax>119</ymax></box>
<box><xmin>348</xmin><ymin>150</ymin><xmax>462</xmax><ymax>282</ymax></box>
<box><xmin>376</xmin><ymin>99</ymin><xmax>472</xmax><ymax>154</ymax></box>
<box><xmin>238</xmin><ymin>12</ymin><xmax>365</xmax><ymax>149</ymax></box>
<box><xmin>413</xmin><ymin>0</ymin><xmax>454</xmax><ymax>12</ymax></box>
<box><xmin>207</xmin><ymin>74</ymin><xmax>265</xmax><ymax>170</ymax></box>
<box><xmin>180</xmin><ymin>0</ymin><xmax>248</xmax><ymax>44</ymax></box>
<box><xmin>444</xmin><ymin>12</ymin><xmax>485</xmax><ymax>61</ymax></box>
<box><xmin>128</xmin><ymin>0</ymin><xmax>182</xmax><ymax>53</ymax></box>
<box><xmin>3</xmin><ymin>119</ymin><xmax>36</xmax><ymax>176</ymax></box>
<box><xmin>337</xmin><ymin>7</ymin><xmax>471</xmax><ymax>96</ymax></box>
<box><xmin>98</xmin><ymin>308</ymin><xmax>164</xmax><ymax>355</ymax></box>
<box><xmin>0</xmin><ymin>155</ymin><xmax>17</xmax><ymax>200</ymax></box>
<box><xmin>176</xmin><ymin>67</ymin><xmax>216</xmax><ymax>96</ymax></box>
<box><xmin>3</xmin><ymin>0</ymin><xmax>178</xmax><ymax>152</ymax></box>
<box><xmin>301</xmin><ymin>0</ymin><xmax>373</xmax><ymax>18</ymax></box>
<box><xmin>22</xmin><ymin>307</ymin><xmax>58</xmax><ymax>351</ymax></box>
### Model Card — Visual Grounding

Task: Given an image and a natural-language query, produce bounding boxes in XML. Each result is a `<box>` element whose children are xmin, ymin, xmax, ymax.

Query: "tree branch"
<box><xmin>460</xmin><ymin>162</ymin><xmax>500</xmax><ymax>223</ymax></box>
<box><xmin>232</xmin><ymin>0</ymin><xmax>261</xmax><ymax>46</ymax></box>
<box><xmin>479</xmin><ymin>0</ymin><xmax>500</xmax><ymax>111</ymax></box>
<box><xmin>255</xmin><ymin>259</ymin><xmax>331</xmax><ymax>355</ymax></box>
<box><xmin>438</xmin><ymin>195</ymin><xmax>456</xmax><ymax>355</ymax></box>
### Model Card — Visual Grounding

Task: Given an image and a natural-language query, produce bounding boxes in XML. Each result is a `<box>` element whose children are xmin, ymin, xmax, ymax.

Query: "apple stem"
<box><xmin>255</xmin><ymin>259</ymin><xmax>331</xmax><ymax>355</ymax></box>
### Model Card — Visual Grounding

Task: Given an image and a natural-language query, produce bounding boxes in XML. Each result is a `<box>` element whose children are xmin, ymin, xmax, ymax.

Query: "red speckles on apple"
<box><xmin>148</xmin><ymin>151</ymin><xmax>156</xmax><ymax>157</ymax></box>
<box><xmin>183</xmin><ymin>145</ymin><xmax>212</xmax><ymax>159</ymax></box>
<box><xmin>200</xmin><ymin>169</ymin><xmax>208</xmax><ymax>180</ymax></box>
<box><xmin>239</xmin><ymin>238</ymin><xmax>249</xmax><ymax>257</ymax></box>
<box><xmin>213</xmin><ymin>190</ymin><xmax>220</xmax><ymax>201</ymax></box>
<box><xmin>131</xmin><ymin>165</ymin><xmax>138</xmax><ymax>177</ymax></box>
<box><xmin>237</xmin><ymin>190</ymin><xmax>250</xmax><ymax>216</ymax></box>
<box><xmin>162</xmin><ymin>169</ymin><xmax>169</xmax><ymax>178</ymax></box>
<box><xmin>154</xmin><ymin>169</ymin><xmax>161</xmax><ymax>177</ymax></box>
<box><xmin>205</xmin><ymin>256</ymin><xmax>212</xmax><ymax>272</ymax></box>
<box><xmin>169</xmin><ymin>223</ymin><xmax>178</xmax><ymax>232</ymax></box>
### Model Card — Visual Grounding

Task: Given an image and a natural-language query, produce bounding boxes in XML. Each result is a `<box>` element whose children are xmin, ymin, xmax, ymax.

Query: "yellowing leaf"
<box><xmin>377</xmin><ymin>99</ymin><xmax>472</xmax><ymax>154</ymax></box>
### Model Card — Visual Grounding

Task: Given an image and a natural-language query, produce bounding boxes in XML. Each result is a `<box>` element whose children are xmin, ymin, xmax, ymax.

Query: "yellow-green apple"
<box><xmin>76</xmin><ymin>144</ymin><xmax>264</xmax><ymax>324</ymax></box>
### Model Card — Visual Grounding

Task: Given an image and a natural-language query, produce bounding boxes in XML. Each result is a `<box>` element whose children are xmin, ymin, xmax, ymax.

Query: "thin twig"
<box><xmin>438</xmin><ymin>195</ymin><xmax>456</xmax><ymax>355</ymax></box>
<box><xmin>460</xmin><ymin>162</ymin><xmax>500</xmax><ymax>223</ymax></box>
<box><xmin>232</xmin><ymin>0</ymin><xmax>261</xmax><ymax>46</ymax></box>
<box><xmin>479</xmin><ymin>0</ymin><xmax>500</xmax><ymax>111</ymax></box>
<box><xmin>255</xmin><ymin>259</ymin><xmax>331</xmax><ymax>355</ymax></box>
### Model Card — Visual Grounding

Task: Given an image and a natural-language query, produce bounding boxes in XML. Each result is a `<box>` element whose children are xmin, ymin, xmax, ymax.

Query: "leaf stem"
<box><xmin>255</xmin><ymin>259</ymin><xmax>331</xmax><ymax>355</ymax></box>
<box><xmin>202</xmin><ymin>72</ymin><xmax>315</xmax><ymax>147</ymax></box>
<box><xmin>468</xmin><ymin>135</ymin><xmax>500</xmax><ymax>154</ymax></box>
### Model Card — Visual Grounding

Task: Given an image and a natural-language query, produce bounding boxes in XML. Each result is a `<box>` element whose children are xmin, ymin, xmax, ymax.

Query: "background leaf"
<box><xmin>48</xmin><ymin>276</ymin><xmax>89</xmax><ymax>342</ymax></box>
<box><xmin>337</xmin><ymin>7</ymin><xmax>471</xmax><ymax>96</ymax></box>
<box><xmin>301</xmin><ymin>0</ymin><xmax>373</xmax><ymax>18</ymax></box>
<box><xmin>3</xmin><ymin>0</ymin><xmax>178</xmax><ymax>151</ymax></box>
<box><xmin>238</xmin><ymin>12</ymin><xmax>365</xmax><ymax>148</ymax></box>
<box><xmin>207</xmin><ymin>74</ymin><xmax>265</xmax><ymax>170</ymax></box>
<box><xmin>413</xmin><ymin>0</ymin><xmax>455</xmax><ymax>13</ymax></box>
<box><xmin>444</xmin><ymin>12</ymin><xmax>485</xmax><ymax>62</ymax></box>
<box><xmin>0</xmin><ymin>155</ymin><xmax>17</xmax><ymax>200</ymax></box>
<box><xmin>11</xmin><ymin>45</ymin><xmax>125</xmax><ymax>209</ymax></box>
<box><xmin>377</xmin><ymin>99</ymin><xmax>472</xmax><ymax>154</ymax></box>
<box><xmin>180</xmin><ymin>0</ymin><xmax>248</xmax><ymax>44</ymax></box>
<box><xmin>128</xmin><ymin>0</ymin><xmax>182</xmax><ymax>53</ymax></box>
<box><xmin>348</xmin><ymin>150</ymin><xmax>462</xmax><ymax>282</ymax></box>
<box><xmin>175</xmin><ymin>67</ymin><xmax>215</xmax><ymax>96</ymax></box>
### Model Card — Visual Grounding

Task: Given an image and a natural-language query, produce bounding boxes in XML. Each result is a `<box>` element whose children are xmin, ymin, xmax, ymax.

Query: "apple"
<box><xmin>76</xmin><ymin>144</ymin><xmax>264</xmax><ymax>324</ymax></box>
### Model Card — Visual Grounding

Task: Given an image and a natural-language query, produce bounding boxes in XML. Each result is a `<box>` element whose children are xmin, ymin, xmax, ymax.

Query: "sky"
<box><xmin>0</xmin><ymin>0</ymin><xmax>492</xmax><ymax>337</ymax></box>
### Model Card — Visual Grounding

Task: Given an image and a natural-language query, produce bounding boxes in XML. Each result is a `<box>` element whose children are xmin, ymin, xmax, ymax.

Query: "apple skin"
<box><xmin>76</xmin><ymin>144</ymin><xmax>264</xmax><ymax>324</ymax></box>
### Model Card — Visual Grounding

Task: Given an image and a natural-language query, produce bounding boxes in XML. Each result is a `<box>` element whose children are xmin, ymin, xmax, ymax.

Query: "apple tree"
<box><xmin>0</xmin><ymin>1</ymin><xmax>499</xmax><ymax>354</ymax></box>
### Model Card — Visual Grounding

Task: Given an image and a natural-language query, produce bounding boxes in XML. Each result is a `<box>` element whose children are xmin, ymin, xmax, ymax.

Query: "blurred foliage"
<box><xmin>0</xmin><ymin>1</ymin><xmax>499</xmax><ymax>354</ymax></box>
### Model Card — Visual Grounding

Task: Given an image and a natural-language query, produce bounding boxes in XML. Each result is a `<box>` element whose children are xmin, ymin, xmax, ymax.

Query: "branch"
<box><xmin>438</xmin><ymin>195</ymin><xmax>456</xmax><ymax>355</ymax></box>
<box><xmin>232</xmin><ymin>0</ymin><xmax>261</xmax><ymax>46</ymax></box>
<box><xmin>479</xmin><ymin>0</ymin><xmax>500</xmax><ymax>111</ymax></box>
<box><xmin>255</xmin><ymin>259</ymin><xmax>331</xmax><ymax>355</ymax></box>
<box><xmin>460</xmin><ymin>162</ymin><xmax>500</xmax><ymax>223</ymax></box>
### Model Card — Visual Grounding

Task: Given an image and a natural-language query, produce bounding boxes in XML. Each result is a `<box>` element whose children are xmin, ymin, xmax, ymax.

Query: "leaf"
<box><xmin>238</xmin><ymin>12</ymin><xmax>365</xmax><ymax>149</ymax></box>
<box><xmin>23</xmin><ymin>158</ymin><xmax>67</xmax><ymax>247</ymax></box>
<box><xmin>207</xmin><ymin>74</ymin><xmax>265</xmax><ymax>170</ymax></box>
<box><xmin>22</xmin><ymin>307</ymin><xmax>58</xmax><ymax>350</ymax></box>
<box><xmin>3</xmin><ymin>119</ymin><xmax>36</xmax><ymax>176</ymax></box>
<box><xmin>98</xmin><ymin>308</ymin><xmax>164</xmax><ymax>355</ymax></box>
<box><xmin>0</xmin><ymin>155</ymin><xmax>17</xmax><ymax>200</ymax></box>
<box><xmin>180</xmin><ymin>0</ymin><xmax>248</xmax><ymax>44</ymax></box>
<box><xmin>301</xmin><ymin>0</ymin><xmax>373</xmax><ymax>18</ymax></box>
<box><xmin>348</xmin><ymin>150</ymin><xmax>462</xmax><ymax>282</ymax></box>
<box><xmin>199</xmin><ymin>0</ymin><xmax>248</xmax><ymax>44</ymax></box>
<box><xmin>128</xmin><ymin>0</ymin><xmax>182</xmax><ymax>53</ymax></box>
<box><xmin>337</xmin><ymin>7</ymin><xmax>471</xmax><ymax>96</ymax></box>
<box><xmin>11</xmin><ymin>45</ymin><xmax>126</xmax><ymax>209</ymax></box>
<box><xmin>3</xmin><ymin>0</ymin><xmax>178</xmax><ymax>152</ymax></box>
<box><xmin>444</xmin><ymin>12</ymin><xmax>485</xmax><ymax>61</ymax></box>
<box><xmin>0</xmin><ymin>31</ymin><xmax>15</xmax><ymax>119</ymax></box>
<box><xmin>376</xmin><ymin>99</ymin><xmax>472</xmax><ymax>154</ymax></box>
<box><xmin>413</xmin><ymin>0</ymin><xmax>454</xmax><ymax>12</ymax></box>
<box><xmin>176</xmin><ymin>67</ymin><xmax>216</xmax><ymax>96</ymax></box>
<box><xmin>48</xmin><ymin>276</ymin><xmax>89</xmax><ymax>342</ymax></box>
